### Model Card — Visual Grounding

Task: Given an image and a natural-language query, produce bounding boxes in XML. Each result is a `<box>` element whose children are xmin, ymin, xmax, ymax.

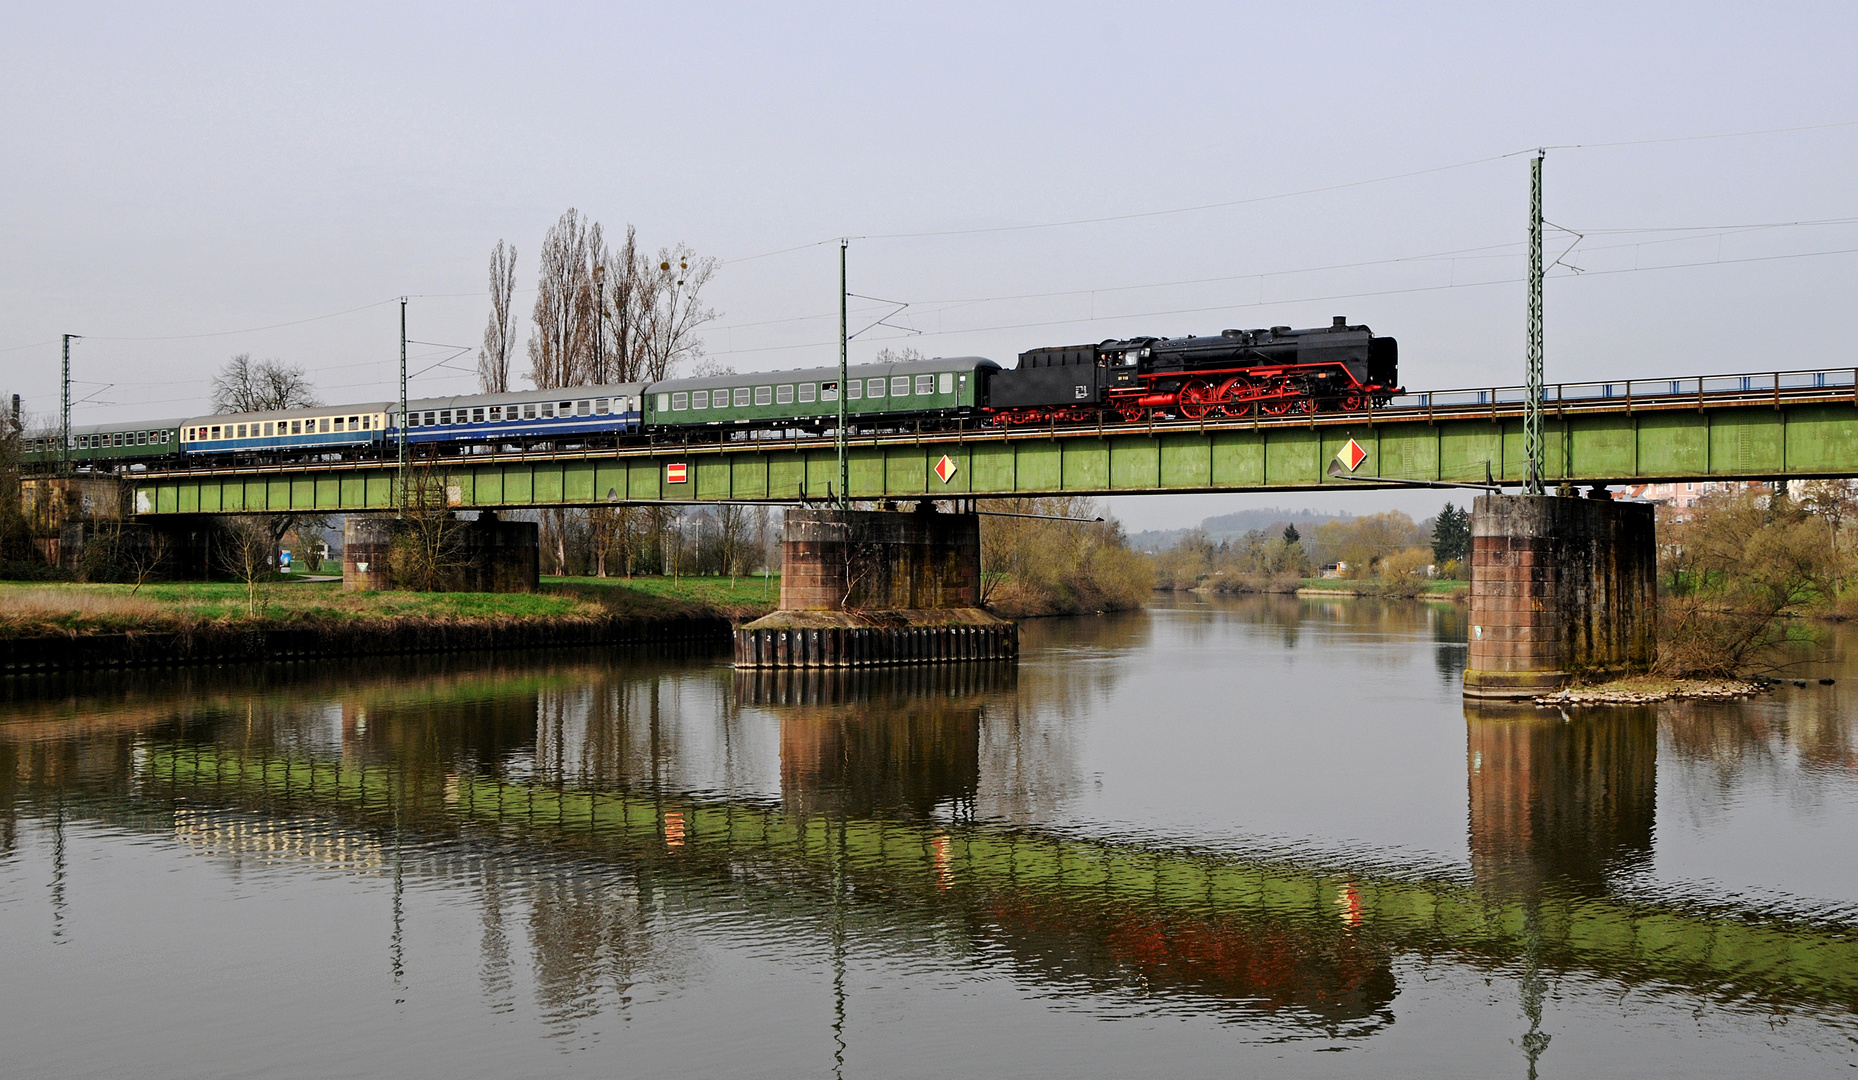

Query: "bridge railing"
<box><xmin>1388</xmin><ymin>366</ymin><xmax>1858</xmax><ymax>411</ymax></box>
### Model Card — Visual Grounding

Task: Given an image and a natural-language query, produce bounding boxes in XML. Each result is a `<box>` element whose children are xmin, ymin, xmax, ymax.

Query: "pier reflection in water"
<box><xmin>4</xmin><ymin>600</ymin><xmax>1858</xmax><ymax>1077</ymax></box>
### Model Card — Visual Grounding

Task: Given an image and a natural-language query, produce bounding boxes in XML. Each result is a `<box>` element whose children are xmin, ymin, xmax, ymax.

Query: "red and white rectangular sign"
<box><xmin>665</xmin><ymin>462</ymin><xmax>688</xmax><ymax>484</ymax></box>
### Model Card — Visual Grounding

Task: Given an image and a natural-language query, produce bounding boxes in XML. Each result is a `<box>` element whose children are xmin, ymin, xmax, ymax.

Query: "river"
<box><xmin>3</xmin><ymin>595</ymin><xmax>1855</xmax><ymax>1078</ymax></box>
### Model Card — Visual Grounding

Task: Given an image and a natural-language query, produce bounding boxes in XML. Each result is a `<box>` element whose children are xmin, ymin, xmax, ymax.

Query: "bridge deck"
<box><xmin>118</xmin><ymin>368</ymin><xmax>1858</xmax><ymax>513</ymax></box>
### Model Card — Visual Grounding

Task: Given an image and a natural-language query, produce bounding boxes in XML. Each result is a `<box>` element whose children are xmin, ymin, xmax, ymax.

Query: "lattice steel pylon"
<box><xmin>1524</xmin><ymin>152</ymin><xmax>1545</xmax><ymax>495</ymax></box>
<box><xmin>836</xmin><ymin>240</ymin><xmax>849</xmax><ymax>509</ymax></box>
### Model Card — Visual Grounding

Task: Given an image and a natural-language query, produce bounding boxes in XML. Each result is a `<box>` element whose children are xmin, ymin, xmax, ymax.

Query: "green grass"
<box><xmin>1</xmin><ymin>579</ymin><xmax>622</xmax><ymax>634</ymax></box>
<box><xmin>543</xmin><ymin>573</ymin><xmax>778</xmax><ymax>619</ymax></box>
<box><xmin>0</xmin><ymin>573</ymin><xmax>783</xmax><ymax>636</ymax></box>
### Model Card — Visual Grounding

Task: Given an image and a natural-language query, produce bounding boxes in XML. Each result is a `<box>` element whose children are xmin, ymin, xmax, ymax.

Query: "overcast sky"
<box><xmin>4</xmin><ymin>2</ymin><xmax>1854</xmax><ymax>529</ymax></box>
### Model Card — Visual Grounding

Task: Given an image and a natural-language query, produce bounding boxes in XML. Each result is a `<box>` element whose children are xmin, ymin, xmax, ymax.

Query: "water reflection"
<box><xmin>1466</xmin><ymin>704</ymin><xmax>1657</xmax><ymax>895</ymax></box>
<box><xmin>6</xmin><ymin>610</ymin><xmax>1858</xmax><ymax>1076</ymax></box>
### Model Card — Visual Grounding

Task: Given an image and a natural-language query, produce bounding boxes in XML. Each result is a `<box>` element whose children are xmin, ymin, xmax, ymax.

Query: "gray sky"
<box><xmin>5</xmin><ymin>2</ymin><xmax>1854</xmax><ymax>530</ymax></box>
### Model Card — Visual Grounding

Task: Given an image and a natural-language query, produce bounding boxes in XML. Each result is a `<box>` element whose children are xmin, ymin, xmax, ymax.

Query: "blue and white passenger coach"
<box><xmin>181</xmin><ymin>404</ymin><xmax>390</xmax><ymax>458</ymax></box>
<box><xmin>389</xmin><ymin>384</ymin><xmax>647</xmax><ymax>448</ymax></box>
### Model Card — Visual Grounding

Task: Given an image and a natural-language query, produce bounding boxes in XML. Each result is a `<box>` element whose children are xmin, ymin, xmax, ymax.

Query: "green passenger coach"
<box><xmin>22</xmin><ymin>420</ymin><xmax>185</xmax><ymax>469</ymax></box>
<box><xmin>644</xmin><ymin>356</ymin><xmax>999</xmax><ymax>431</ymax></box>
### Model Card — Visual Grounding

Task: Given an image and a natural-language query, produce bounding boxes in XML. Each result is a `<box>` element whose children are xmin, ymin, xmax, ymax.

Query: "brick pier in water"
<box><xmin>1462</xmin><ymin>494</ymin><xmax>1657</xmax><ymax>700</ymax></box>
<box><xmin>733</xmin><ymin>506</ymin><xmax>1016</xmax><ymax>669</ymax></box>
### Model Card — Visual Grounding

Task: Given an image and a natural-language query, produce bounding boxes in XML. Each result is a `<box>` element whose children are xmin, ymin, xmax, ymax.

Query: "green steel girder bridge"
<box><xmin>125</xmin><ymin>368</ymin><xmax>1858</xmax><ymax>515</ymax></box>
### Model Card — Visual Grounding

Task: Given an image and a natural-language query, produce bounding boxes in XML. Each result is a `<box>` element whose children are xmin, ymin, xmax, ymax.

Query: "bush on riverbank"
<box><xmin>979</xmin><ymin>497</ymin><xmax>1152</xmax><ymax>618</ymax></box>
<box><xmin>1654</xmin><ymin>486</ymin><xmax>1853</xmax><ymax>676</ymax></box>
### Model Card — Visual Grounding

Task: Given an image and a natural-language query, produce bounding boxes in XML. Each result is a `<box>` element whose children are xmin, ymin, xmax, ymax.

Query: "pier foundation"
<box><xmin>734</xmin><ymin>506</ymin><xmax>1015</xmax><ymax>667</ymax></box>
<box><xmin>342</xmin><ymin>512</ymin><xmax>539</xmax><ymax>592</ymax></box>
<box><xmin>1462</xmin><ymin>494</ymin><xmax>1656</xmax><ymax>700</ymax></box>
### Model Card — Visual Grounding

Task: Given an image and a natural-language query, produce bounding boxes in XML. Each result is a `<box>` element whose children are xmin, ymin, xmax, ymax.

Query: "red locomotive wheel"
<box><xmin>1339</xmin><ymin>391</ymin><xmax>1368</xmax><ymax>412</ymax></box>
<box><xmin>1178</xmin><ymin>379</ymin><xmax>1215</xmax><ymax>420</ymax></box>
<box><xmin>1260</xmin><ymin>397</ymin><xmax>1295</xmax><ymax>416</ymax></box>
<box><xmin>1215</xmin><ymin>376</ymin><xmax>1256</xmax><ymax>418</ymax></box>
<box><xmin>1117</xmin><ymin>403</ymin><xmax>1146</xmax><ymax>423</ymax></box>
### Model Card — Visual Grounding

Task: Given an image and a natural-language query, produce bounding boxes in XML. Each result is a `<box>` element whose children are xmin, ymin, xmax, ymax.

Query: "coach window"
<box><xmin>754</xmin><ymin>386</ymin><xmax>772</xmax><ymax>406</ymax></box>
<box><xmin>592</xmin><ymin>399</ymin><xmax>608</xmax><ymax>415</ymax></box>
<box><xmin>733</xmin><ymin>387</ymin><xmax>750</xmax><ymax>407</ymax></box>
<box><xmin>847</xmin><ymin>380</ymin><xmax>862</xmax><ymax>400</ymax></box>
<box><xmin>671</xmin><ymin>392</ymin><xmax>688</xmax><ymax>411</ymax></box>
<box><xmin>471</xmin><ymin>408</ymin><xmax>484</xmax><ymax>423</ymax></box>
<box><xmin>212</xmin><ymin>426</ymin><xmax>222</xmax><ymax>439</ymax></box>
<box><xmin>867</xmin><ymin>378</ymin><xmax>885</xmax><ymax>398</ymax></box>
<box><xmin>708</xmin><ymin>391</ymin><xmax>725</xmax><ymax>411</ymax></box>
<box><xmin>349</xmin><ymin>415</ymin><xmax>360</xmax><ymax>429</ymax></box>
<box><xmin>318</xmin><ymin>418</ymin><xmax>329</xmax><ymax>433</ymax></box>
<box><xmin>263</xmin><ymin>422</ymin><xmax>273</xmax><ymax>436</ymax></box>
<box><xmin>938</xmin><ymin>373</ymin><xmax>954</xmax><ymax>394</ymax></box>
<box><xmin>776</xmin><ymin>385</ymin><xmax>794</xmax><ymax>405</ymax></box>
<box><xmin>139</xmin><ymin>432</ymin><xmax>149</xmax><ymax>445</ymax></box>
<box><xmin>915</xmin><ymin>375</ymin><xmax>934</xmax><ymax>395</ymax></box>
<box><xmin>798</xmin><ymin>383</ymin><xmax>817</xmax><ymax>403</ymax></box>
<box><xmin>820</xmin><ymin>382</ymin><xmax>838</xmax><ymax>402</ymax></box>
<box><xmin>576</xmin><ymin>400</ymin><xmax>590</xmax><ymax>416</ymax></box>
<box><xmin>558</xmin><ymin>401</ymin><xmax>573</xmax><ymax>416</ymax></box>
<box><xmin>891</xmin><ymin>376</ymin><xmax>910</xmax><ymax>397</ymax></box>
<box><xmin>692</xmin><ymin>390</ymin><xmax>708</xmax><ymax>410</ymax></box>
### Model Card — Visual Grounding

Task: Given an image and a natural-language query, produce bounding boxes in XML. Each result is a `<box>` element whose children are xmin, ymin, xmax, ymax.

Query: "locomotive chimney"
<box><xmin>1333</xmin><ymin>316</ymin><xmax>1347</xmax><ymax>329</ymax></box>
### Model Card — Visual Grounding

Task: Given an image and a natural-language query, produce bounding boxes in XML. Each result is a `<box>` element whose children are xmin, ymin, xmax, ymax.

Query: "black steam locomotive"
<box><xmin>985</xmin><ymin>316</ymin><xmax>1399</xmax><ymax>424</ymax></box>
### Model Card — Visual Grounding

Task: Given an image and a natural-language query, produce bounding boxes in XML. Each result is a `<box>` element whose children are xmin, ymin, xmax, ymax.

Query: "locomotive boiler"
<box><xmin>984</xmin><ymin>316</ymin><xmax>1399</xmax><ymax>424</ymax></box>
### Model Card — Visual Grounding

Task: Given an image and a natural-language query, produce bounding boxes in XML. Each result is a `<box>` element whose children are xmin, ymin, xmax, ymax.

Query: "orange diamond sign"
<box><xmin>934</xmin><ymin>454</ymin><xmax>958</xmax><ymax>484</ymax></box>
<box><xmin>1336</xmin><ymin>438</ymin><xmax>1368</xmax><ymax>473</ymax></box>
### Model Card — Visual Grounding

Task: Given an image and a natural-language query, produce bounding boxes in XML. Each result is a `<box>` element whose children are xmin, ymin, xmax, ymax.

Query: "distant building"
<box><xmin>1621</xmin><ymin>480</ymin><xmax>1773</xmax><ymax>522</ymax></box>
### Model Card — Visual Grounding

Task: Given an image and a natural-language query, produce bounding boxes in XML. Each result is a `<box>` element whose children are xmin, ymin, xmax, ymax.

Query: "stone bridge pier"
<box><xmin>342</xmin><ymin>512</ymin><xmax>539</xmax><ymax>593</ymax></box>
<box><xmin>1462</xmin><ymin>494</ymin><xmax>1657</xmax><ymax>700</ymax></box>
<box><xmin>734</xmin><ymin>505</ymin><xmax>1016</xmax><ymax>668</ymax></box>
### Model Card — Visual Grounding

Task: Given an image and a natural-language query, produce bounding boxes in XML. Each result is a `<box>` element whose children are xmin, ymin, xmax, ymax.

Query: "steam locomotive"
<box><xmin>985</xmin><ymin>316</ymin><xmax>1399</xmax><ymax>424</ymax></box>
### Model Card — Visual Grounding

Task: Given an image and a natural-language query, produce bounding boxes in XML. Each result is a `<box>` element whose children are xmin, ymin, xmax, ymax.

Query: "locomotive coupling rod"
<box><xmin>1327</xmin><ymin>458</ymin><xmax>1500</xmax><ymax>493</ymax></box>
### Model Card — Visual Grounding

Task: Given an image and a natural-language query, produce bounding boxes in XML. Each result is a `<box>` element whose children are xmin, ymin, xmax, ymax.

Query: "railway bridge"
<box><xmin>117</xmin><ymin>366</ymin><xmax>1858</xmax><ymax>514</ymax></box>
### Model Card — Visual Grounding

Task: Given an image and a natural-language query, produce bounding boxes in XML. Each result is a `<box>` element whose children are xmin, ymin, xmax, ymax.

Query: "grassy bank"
<box><xmin>0</xmin><ymin>575</ymin><xmax>776</xmax><ymax>637</ymax></box>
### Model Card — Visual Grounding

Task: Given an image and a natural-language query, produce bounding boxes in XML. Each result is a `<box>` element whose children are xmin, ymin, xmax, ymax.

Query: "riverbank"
<box><xmin>0</xmin><ymin>577</ymin><xmax>775</xmax><ymax>673</ymax></box>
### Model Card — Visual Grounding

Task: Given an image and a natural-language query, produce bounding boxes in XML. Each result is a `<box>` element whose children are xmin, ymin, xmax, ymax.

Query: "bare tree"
<box><xmin>598</xmin><ymin>225</ymin><xmax>643</xmax><ymax>384</ymax></box>
<box><xmin>636</xmin><ymin>245</ymin><xmax>720</xmax><ymax>381</ymax></box>
<box><xmin>478</xmin><ymin>240</ymin><xmax>519</xmax><ymax>393</ymax></box>
<box><xmin>390</xmin><ymin>459</ymin><xmax>469</xmax><ymax>591</ymax></box>
<box><xmin>124</xmin><ymin>528</ymin><xmax>169</xmax><ymax>595</ymax></box>
<box><xmin>715</xmin><ymin>503</ymin><xmax>752</xmax><ymax>585</ymax></box>
<box><xmin>219</xmin><ymin>517</ymin><xmax>275</xmax><ymax>617</ymax></box>
<box><xmin>210</xmin><ymin>354</ymin><xmax>328</xmax><ymax>566</ymax></box>
<box><xmin>529</xmin><ymin>209</ymin><xmax>603</xmax><ymax>391</ymax></box>
<box><xmin>211</xmin><ymin>354</ymin><xmax>319</xmax><ymax>414</ymax></box>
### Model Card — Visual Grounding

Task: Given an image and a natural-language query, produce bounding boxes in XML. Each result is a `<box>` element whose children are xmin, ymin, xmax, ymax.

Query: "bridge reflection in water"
<box><xmin>2</xmin><ymin>648</ymin><xmax>1856</xmax><ymax>1043</ymax></box>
